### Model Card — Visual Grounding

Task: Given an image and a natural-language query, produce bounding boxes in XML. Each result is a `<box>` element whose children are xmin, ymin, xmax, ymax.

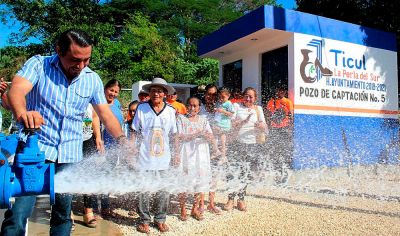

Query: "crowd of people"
<box><xmin>0</xmin><ymin>28</ymin><xmax>294</xmax><ymax>235</ymax></box>
<box><xmin>85</xmin><ymin>79</ymin><xmax>292</xmax><ymax>233</ymax></box>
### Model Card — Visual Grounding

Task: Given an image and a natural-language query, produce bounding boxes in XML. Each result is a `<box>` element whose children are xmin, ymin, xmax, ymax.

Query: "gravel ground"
<box><xmin>108</xmin><ymin>165</ymin><xmax>400</xmax><ymax>235</ymax></box>
<box><xmin>111</xmin><ymin>189</ymin><xmax>400</xmax><ymax>235</ymax></box>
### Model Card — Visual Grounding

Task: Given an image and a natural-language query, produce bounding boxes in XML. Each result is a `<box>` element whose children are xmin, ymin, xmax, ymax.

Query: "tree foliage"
<box><xmin>0</xmin><ymin>0</ymin><xmax>277</xmax><ymax>99</ymax></box>
<box><xmin>0</xmin><ymin>46</ymin><xmax>28</xmax><ymax>81</ymax></box>
<box><xmin>0</xmin><ymin>0</ymin><xmax>115</xmax><ymax>52</ymax></box>
<box><xmin>91</xmin><ymin>13</ymin><xmax>178</xmax><ymax>87</ymax></box>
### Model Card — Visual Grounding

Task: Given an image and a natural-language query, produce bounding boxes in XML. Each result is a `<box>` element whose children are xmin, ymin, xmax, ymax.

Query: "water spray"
<box><xmin>341</xmin><ymin>128</ymin><xmax>352</xmax><ymax>177</ymax></box>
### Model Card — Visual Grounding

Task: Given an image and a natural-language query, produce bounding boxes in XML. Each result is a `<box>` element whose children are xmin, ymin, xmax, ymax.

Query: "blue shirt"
<box><xmin>17</xmin><ymin>55</ymin><xmax>107</xmax><ymax>163</ymax></box>
<box><xmin>103</xmin><ymin>99</ymin><xmax>124</xmax><ymax>148</ymax></box>
<box><xmin>214</xmin><ymin>101</ymin><xmax>234</xmax><ymax>131</ymax></box>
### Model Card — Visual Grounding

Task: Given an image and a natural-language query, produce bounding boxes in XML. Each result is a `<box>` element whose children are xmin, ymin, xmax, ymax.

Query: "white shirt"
<box><xmin>132</xmin><ymin>102</ymin><xmax>177</xmax><ymax>170</ymax></box>
<box><xmin>232</xmin><ymin>103</ymin><xmax>266</xmax><ymax>144</ymax></box>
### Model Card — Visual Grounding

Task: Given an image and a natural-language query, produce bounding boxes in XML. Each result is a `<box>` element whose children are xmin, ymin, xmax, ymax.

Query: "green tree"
<box><xmin>0</xmin><ymin>46</ymin><xmax>29</xmax><ymax>81</ymax></box>
<box><xmin>92</xmin><ymin>13</ymin><xmax>177</xmax><ymax>87</ymax></box>
<box><xmin>0</xmin><ymin>0</ymin><xmax>115</xmax><ymax>53</ymax></box>
<box><xmin>0</xmin><ymin>0</ymin><xmax>279</xmax><ymax>95</ymax></box>
<box><xmin>174</xmin><ymin>57</ymin><xmax>218</xmax><ymax>85</ymax></box>
<box><xmin>105</xmin><ymin>0</ymin><xmax>277</xmax><ymax>60</ymax></box>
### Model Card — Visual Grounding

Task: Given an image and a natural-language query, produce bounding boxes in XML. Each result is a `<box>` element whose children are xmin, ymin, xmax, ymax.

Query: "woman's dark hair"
<box><xmin>232</xmin><ymin>88</ymin><xmax>243</xmax><ymax>97</ymax></box>
<box><xmin>203</xmin><ymin>84</ymin><xmax>218</xmax><ymax>109</ymax></box>
<box><xmin>129</xmin><ymin>100</ymin><xmax>139</xmax><ymax>108</ymax></box>
<box><xmin>204</xmin><ymin>84</ymin><xmax>218</xmax><ymax>93</ymax></box>
<box><xmin>127</xmin><ymin>100</ymin><xmax>139</xmax><ymax>124</ymax></box>
<box><xmin>57</xmin><ymin>29</ymin><xmax>93</xmax><ymax>56</ymax></box>
<box><xmin>104</xmin><ymin>79</ymin><xmax>121</xmax><ymax>90</ymax></box>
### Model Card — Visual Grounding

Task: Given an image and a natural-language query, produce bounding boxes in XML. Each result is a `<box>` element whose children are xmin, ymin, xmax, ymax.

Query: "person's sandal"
<box><xmin>190</xmin><ymin>211</ymin><xmax>204</xmax><ymax>221</ymax></box>
<box><xmin>207</xmin><ymin>205</ymin><xmax>222</xmax><ymax>215</ymax></box>
<box><xmin>198</xmin><ymin>207</ymin><xmax>205</xmax><ymax>214</ymax></box>
<box><xmin>155</xmin><ymin>222</ymin><xmax>169</xmax><ymax>232</ymax></box>
<box><xmin>237</xmin><ymin>200</ymin><xmax>247</xmax><ymax>211</ymax></box>
<box><xmin>223</xmin><ymin>199</ymin><xmax>234</xmax><ymax>211</ymax></box>
<box><xmin>179</xmin><ymin>213</ymin><xmax>188</xmax><ymax>221</ymax></box>
<box><xmin>83</xmin><ymin>212</ymin><xmax>97</xmax><ymax>228</ymax></box>
<box><xmin>137</xmin><ymin>223</ymin><xmax>150</xmax><ymax>234</ymax></box>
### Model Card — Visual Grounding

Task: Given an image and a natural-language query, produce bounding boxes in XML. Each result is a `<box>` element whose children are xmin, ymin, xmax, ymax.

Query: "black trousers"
<box><xmin>225</xmin><ymin>142</ymin><xmax>265</xmax><ymax>200</ymax></box>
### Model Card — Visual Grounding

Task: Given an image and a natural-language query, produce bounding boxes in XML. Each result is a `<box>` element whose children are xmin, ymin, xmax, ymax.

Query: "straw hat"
<box><xmin>142</xmin><ymin>77</ymin><xmax>175</xmax><ymax>95</ymax></box>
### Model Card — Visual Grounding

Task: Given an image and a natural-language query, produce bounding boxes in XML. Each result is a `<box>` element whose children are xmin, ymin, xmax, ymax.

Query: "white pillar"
<box><xmin>242</xmin><ymin>53</ymin><xmax>261</xmax><ymax>104</ymax></box>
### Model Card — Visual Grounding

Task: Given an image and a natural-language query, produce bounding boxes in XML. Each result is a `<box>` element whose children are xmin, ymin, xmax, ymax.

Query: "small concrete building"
<box><xmin>198</xmin><ymin>5</ymin><xmax>399</xmax><ymax>169</ymax></box>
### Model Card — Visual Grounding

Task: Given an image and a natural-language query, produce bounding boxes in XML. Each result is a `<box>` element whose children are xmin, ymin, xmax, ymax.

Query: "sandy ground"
<box><xmin>111</xmin><ymin>188</ymin><xmax>400</xmax><ymax>236</ymax></box>
<box><xmin>109</xmin><ymin>165</ymin><xmax>400</xmax><ymax>235</ymax></box>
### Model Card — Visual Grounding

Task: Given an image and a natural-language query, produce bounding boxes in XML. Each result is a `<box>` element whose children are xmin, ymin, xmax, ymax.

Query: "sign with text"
<box><xmin>293</xmin><ymin>33</ymin><xmax>398</xmax><ymax>118</ymax></box>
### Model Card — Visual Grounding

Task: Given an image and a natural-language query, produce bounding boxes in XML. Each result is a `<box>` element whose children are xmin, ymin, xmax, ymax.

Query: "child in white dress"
<box><xmin>174</xmin><ymin>97</ymin><xmax>219</xmax><ymax>221</ymax></box>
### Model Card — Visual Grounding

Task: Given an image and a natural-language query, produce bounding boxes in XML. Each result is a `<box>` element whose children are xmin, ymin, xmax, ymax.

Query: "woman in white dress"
<box><xmin>174</xmin><ymin>96</ymin><xmax>218</xmax><ymax>221</ymax></box>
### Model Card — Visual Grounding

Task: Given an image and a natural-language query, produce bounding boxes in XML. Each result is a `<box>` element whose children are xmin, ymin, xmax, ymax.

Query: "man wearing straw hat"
<box><xmin>130</xmin><ymin>77</ymin><xmax>177</xmax><ymax>233</ymax></box>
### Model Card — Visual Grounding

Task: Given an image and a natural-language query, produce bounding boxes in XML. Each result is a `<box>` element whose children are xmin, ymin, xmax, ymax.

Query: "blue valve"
<box><xmin>0</xmin><ymin>129</ymin><xmax>55</xmax><ymax>208</ymax></box>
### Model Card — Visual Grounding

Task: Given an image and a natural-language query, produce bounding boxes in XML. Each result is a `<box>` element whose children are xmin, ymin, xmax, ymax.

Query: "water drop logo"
<box><xmin>300</xmin><ymin>39</ymin><xmax>333</xmax><ymax>83</ymax></box>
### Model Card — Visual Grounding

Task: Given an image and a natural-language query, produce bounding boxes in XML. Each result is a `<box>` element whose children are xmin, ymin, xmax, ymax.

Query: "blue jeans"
<box><xmin>137</xmin><ymin>171</ymin><xmax>170</xmax><ymax>224</ymax></box>
<box><xmin>137</xmin><ymin>191</ymin><xmax>169</xmax><ymax>224</ymax></box>
<box><xmin>1</xmin><ymin>163</ymin><xmax>73</xmax><ymax>236</ymax></box>
<box><xmin>0</xmin><ymin>196</ymin><xmax>36</xmax><ymax>236</ymax></box>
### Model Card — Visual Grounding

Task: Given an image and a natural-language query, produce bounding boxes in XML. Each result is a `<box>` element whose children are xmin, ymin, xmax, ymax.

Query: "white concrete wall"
<box><xmin>288</xmin><ymin>34</ymin><xmax>295</xmax><ymax>102</ymax></box>
<box><xmin>219</xmin><ymin>30</ymin><xmax>293</xmax><ymax>105</ymax></box>
<box><xmin>131</xmin><ymin>81</ymin><xmax>151</xmax><ymax>101</ymax></box>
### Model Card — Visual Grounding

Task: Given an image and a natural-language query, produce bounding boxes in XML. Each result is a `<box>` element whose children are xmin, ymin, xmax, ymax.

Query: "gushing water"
<box><xmin>55</xmin><ymin>146</ymin><xmax>400</xmax><ymax>202</ymax></box>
